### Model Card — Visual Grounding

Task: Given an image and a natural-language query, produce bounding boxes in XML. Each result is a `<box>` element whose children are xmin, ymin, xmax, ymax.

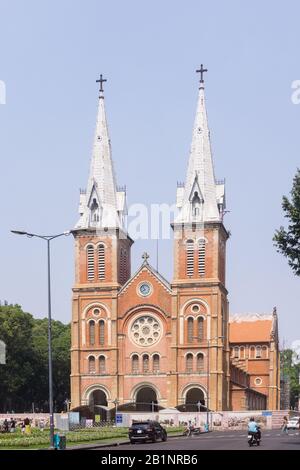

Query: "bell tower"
<box><xmin>171</xmin><ymin>66</ymin><xmax>230</xmax><ymax>411</ymax></box>
<box><xmin>70</xmin><ymin>77</ymin><xmax>133</xmax><ymax>409</ymax></box>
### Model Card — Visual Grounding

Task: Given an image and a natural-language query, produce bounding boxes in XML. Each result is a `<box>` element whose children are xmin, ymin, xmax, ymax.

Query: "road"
<box><xmin>98</xmin><ymin>430</ymin><xmax>300</xmax><ymax>450</ymax></box>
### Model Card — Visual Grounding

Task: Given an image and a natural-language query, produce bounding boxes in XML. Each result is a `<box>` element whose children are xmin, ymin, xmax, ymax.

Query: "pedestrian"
<box><xmin>24</xmin><ymin>417</ymin><xmax>31</xmax><ymax>435</ymax></box>
<box><xmin>3</xmin><ymin>419</ymin><xmax>9</xmax><ymax>433</ymax></box>
<box><xmin>10</xmin><ymin>418</ymin><xmax>16</xmax><ymax>433</ymax></box>
<box><xmin>21</xmin><ymin>422</ymin><xmax>25</xmax><ymax>435</ymax></box>
<box><xmin>281</xmin><ymin>415</ymin><xmax>288</xmax><ymax>435</ymax></box>
<box><xmin>39</xmin><ymin>419</ymin><xmax>45</xmax><ymax>432</ymax></box>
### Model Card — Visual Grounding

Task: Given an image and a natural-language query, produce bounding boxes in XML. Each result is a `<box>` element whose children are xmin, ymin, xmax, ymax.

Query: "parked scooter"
<box><xmin>247</xmin><ymin>426</ymin><xmax>261</xmax><ymax>447</ymax></box>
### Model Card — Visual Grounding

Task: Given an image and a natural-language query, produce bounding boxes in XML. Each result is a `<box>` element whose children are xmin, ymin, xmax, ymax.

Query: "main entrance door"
<box><xmin>135</xmin><ymin>386</ymin><xmax>158</xmax><ymax>411</ymax></box>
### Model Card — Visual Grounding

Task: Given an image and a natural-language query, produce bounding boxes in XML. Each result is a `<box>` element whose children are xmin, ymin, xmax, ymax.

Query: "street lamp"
<box><xmin>11</xmin><ymin>229</ymin><xmax>70</xmax><ymax>448</ymax></box>
<box><xmin>112</xmin><ymin>398</ymin><xmax>119</xmax><ymax>426</ymax></box>
<box><xmin>193</xmin><ymin>334</ymin><xmax>224</xmax><ymax>432</ymax></box>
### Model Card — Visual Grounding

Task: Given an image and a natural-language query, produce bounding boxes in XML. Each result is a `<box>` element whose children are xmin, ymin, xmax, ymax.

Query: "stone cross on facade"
<box><xmin>96</xmin><ymin>74</ymin><xmax>107</xmax><ymax>94</ymax></box>
<box><xmin>142</xmin><ymin>252</ymin><xmax>149</xmax><ymax>263</ymax></box>
<box><xmin>196</xmin><ymin>64</ymin><xmax>208</xmax><ymax>84</ymax></box>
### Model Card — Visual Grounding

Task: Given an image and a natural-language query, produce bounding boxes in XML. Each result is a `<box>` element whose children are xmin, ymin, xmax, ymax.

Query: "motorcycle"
<box><xmin>183</xmin><ymin>425</ymin><xmax>201</xmax><ymax>436</ymax></box>
<box><xmin>247</xmin><ymin>426</ymin><xmax>261</xmax><ymax>447</ymax></box>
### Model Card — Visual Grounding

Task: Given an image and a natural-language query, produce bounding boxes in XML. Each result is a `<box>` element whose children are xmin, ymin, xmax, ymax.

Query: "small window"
<box><xmin>256</xmin><ymin>346</ymin><xmax>261</xmax><ymax>358</ymax></box>
<box><xmin>197</xmin><ymin>317</ymin><xmax>204</xmax><ymax>341</ymax></box>
<box><xmin>187</xmin><ymin>318</ymin><xmax>194</xmax><ymax>343</ymax></box>
<box><xmin>240</xmin><ymin>346</ymin><xmax>245</xmax><ymax>359</ymax></box>
<box><xmin>186</xmin><ymin>353</ymin><xmax>193</xmax><ymax>373</ymax></box>
<box><xmin>99</xmin><ymin>320</ymin><xmax>105</xmax><ymax>346</ymax></box>
<box><xmin>132</xmin><ymin>355</ymin><xmax>139</xmax><ymax>374</ymax></box>
<box><xmin>87</xmin><ymin>245</ymin><xmax>95</xmax><ymax>281</ymax></box>
<box><xmin>234</xmin><ymin>346</ymin><xmax>239</xmax><ymax>359</ymax></box>
<box><xmin>198</xmin><ymin>239</ymin><xmax>206</xmax><ymax>276</ymax></box>
<box><xmin>153</xmin><ymin>354</ymin><xmax>160</xmax><ymax>373</ymax></box>
<box><xmin>143</xmin><ymin>354</ymin><xmax>149</xmax><ymax>373</ymax></box>
<box><xmin>99</xmin><ymin>356</ymin><xmax>106</xmax><ymax>374</ymax></box>
<box><xmin>186</xmin><ymin>240</ymin><xmax>194</xmax><ymax>276</ymax></box>
<box><xmin>89</xmin><ymin>320</ymin><xmax>95</xmax><ymax>346</ymax></box>
<box><xmin>196</xmin><ymin>353</ymin><xmax>204</xmax><ymax>372</ymax></box>
<box><xmin>98</xmin><ymin>244</ymin><xmax>105</xmax><ymax>280</ymax></box>
<box><xmin>88</xmin><ymin>356</ymin><xmax>95</xmax><ymax>373</ymax></box>
<box><xmin>255</xmin><ymin>377</ymin><xmax>262</xmax><ymax>386</ymax></box>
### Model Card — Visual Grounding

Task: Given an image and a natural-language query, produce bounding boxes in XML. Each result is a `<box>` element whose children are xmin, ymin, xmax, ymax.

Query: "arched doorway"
<box><xmin>184</xmin><ymin>387</ymin><xmax>206</xmax><ymax>412</ymax></box>
<box><xmin>135</xmin><ymin>386</ymin><xmax>158</xmax><ymax>411</ymax></box>
<box><xmin>89</xmin><ymin>389</ymin><xmax>108</xmax><ymax>421</ymax></box>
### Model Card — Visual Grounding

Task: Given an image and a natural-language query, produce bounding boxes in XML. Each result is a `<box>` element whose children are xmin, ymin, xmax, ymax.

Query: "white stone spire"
<box><xmin>175</xmin><ymin>70</ymin><xmax>225</xmax><ymax>223</ymax></box>
<box><xmin>75</xmin><ymin>78</ymin><xmax>127</xmax><ymax>230</ymax></box>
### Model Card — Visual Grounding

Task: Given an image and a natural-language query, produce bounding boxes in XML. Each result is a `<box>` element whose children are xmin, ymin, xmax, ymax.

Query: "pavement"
<box><xmin>89</xmin><ymin>429</ymin><xmax>300</xmax><ymax>451</ymax></box>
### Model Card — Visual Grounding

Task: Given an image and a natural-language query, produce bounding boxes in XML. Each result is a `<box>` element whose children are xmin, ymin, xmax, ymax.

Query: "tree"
<box><xmin>281</xmin><ymin>349</ymin><xmax>300</xmax><ymax>409</ymax></box>
<box><xmin>274</xmin><ymin>169</ymin><xmax>300</xmax><ymax>275</ymax></box>
<box><xmin>0</xmin><ymin>304</ymin><xmax>70</xmax><ymax>412</ymax></box>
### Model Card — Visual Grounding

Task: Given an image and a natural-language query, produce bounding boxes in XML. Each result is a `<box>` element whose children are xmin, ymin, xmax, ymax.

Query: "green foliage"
<box><xmin>0</xmin><ymin>304</ymin><xmax>70</xmax><ymax>412</ymax></box>
<box><xmin>274</xmin><ymin>169</ymin><xmax>300</xmax><ymax>276</ymax></box>
<box><xmin>281</xmin><ymin>349</ymin><xmax>300</xmax><ymax>408</ymax></box>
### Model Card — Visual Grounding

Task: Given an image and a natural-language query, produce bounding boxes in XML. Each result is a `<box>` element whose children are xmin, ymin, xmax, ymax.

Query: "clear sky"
<box><xmin>0</xmin><ymin>0</ymin><xmax>299</xmax><ymax>346</ymax></box>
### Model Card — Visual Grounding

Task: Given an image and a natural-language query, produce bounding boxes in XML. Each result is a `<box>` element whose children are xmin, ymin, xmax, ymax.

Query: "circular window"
<box><xmin>93</xmin><ymin>308</ymin><xmax>100</xmax><ymax>316</ymax></box>
<box><xmin>191</xmin><ymin>304</ymin><xmax>200</xmax><ymax>313</ymax></box>
<box><xmin>138</xmin><ymin>282</ymin><xmax>152</xmax><ymax>297</ymax></box>
<box><xmin>255</xmin><ymin>377</ymin><xmax>262</xmax><ymax>386</ymax></box>
<box><xmin>130</xmin><ymin>315</ymin><xmax>162</xmax><ymax>346</ymax></box>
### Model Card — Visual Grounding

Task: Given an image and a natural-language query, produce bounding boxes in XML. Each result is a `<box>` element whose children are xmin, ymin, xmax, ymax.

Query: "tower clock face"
<box><xmin>139</xmin><ymin>282</ymin><xmax>151</xmax><ymax>297</ymax></box>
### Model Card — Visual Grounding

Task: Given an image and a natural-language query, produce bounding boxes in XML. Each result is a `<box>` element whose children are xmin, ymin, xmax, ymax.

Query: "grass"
<box><xmin>0</xmin><ymin>426</ymin><xmax>184</xmax><ymax>450</ymax></box>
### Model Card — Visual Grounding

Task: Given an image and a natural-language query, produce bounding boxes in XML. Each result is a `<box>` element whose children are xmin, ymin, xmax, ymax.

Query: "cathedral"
<box><xmin>70</xmin><ymin>69</ymin><xmax>280</xmax><ymax>416</ymax></box>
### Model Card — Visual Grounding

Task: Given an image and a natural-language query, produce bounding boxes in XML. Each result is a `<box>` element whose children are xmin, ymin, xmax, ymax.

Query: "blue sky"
<box><xmin>0</xmin><ymin>0</ymin><xmax>299</xmax><ymax>346</ymax></box>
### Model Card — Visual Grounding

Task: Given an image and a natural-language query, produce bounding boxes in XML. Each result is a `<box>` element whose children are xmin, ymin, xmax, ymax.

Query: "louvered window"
<box><xmin>186</xmin><ymin>240</ymin><xmax>194</xmax><ymax>276</ymax></box>
<box><xmin>99</xmin><ymin>356</ymin><xmax>106</xmax><ymax>374</ymax></box>
<box><xmin>99</xmin><ymin>320</ymin><xmax>105</xmax><ymax>346</ymax></box>
<box><xmin>98</xmin><ymin>244</ymin><xmax>105</xmax><ymax>280</ymax></box>
<box><xmin>198</xmin><ymin>239</ymin><xmax>206</xmax><ymax>276</ymax></box>
<box><xmin>197</xmin><ymin>317</ymin><xmax>204</xmax><ymax>340</ymax></box>
<box><xmin>187</xmin><ymin>317</ymin><xmax>194</xmax><ymax>343</ymax></box>
<box><xmin>89</xmin><ymin>320</ymin><xmax>95</xmax><ymax>346</ymax></box>
<box><xmin>87</xmin><ymin>245</ymin><xmax>95</xmax><ymax>281</ymax></box>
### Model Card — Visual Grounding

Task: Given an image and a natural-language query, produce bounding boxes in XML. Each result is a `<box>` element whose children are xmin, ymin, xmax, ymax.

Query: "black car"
<box><xmin>129</xmin><ymin>420</ymin><xmax>167</xmax><ymax>444</ymax></box>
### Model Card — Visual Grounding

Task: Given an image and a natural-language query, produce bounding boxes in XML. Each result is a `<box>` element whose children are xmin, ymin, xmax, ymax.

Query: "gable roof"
<box><xmin>118</xmin><ymin>260</ymin><xmax>171</xmax><ymax>296</ymax></box>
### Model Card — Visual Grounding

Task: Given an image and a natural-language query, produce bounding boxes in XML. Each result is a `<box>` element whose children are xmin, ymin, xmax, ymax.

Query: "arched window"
<box><xmin>87</xmin><ymin>245</ymin><xmax>95</xmax><ymax>281</ymax></box>
<box><xmin>186</xmin><ymin>240</ymin><xmax>194</xmax><ymax>276</ymax></box>
<box><xmin>197</xmin><ymin>317</ymin><xmax>204</xmax><ymax>341</ymax></box>
<box><xmin>234</xmin><ymin>346</ymin><xmax>239</xmax><ymax>359</ymax></box>
<box><xmin>143</xmin><ymin>354</ymin><xmax>149</xmax><ymax>373</ymax></box>
<box><xmin>198</xmin><ymin>239</ymin><xmax>206</xmax><ymax>276</ymax></box>
<box><xmin>99</xmin><ymin>355</ymin><xmax>106</xmax><ymax>374</ymax></box>
<box><xmin>256</xmin><ymin>346</ymin><xmax>261</xmax><ymax>358</ymax></box>
<box><xmin>192</xmin><ymin>191</ymin><xmax>202</xmax><ymax>217</ymax></box>
<box><xmin>153</xmin><ymin>354</ymin><xmax>160</xmax><ymax>373</ymax></box>
<box><xmin>196</xmin><ymin>353</ymin><xmax>204</xmax><ymax>372</ymax></box>
<box><xmin>132</xmin><ymin>354</ymin><xmax>139</xmax><ymax>374</ymax></box>
<box><xmin>89</xmin><ymin>320</ymin><xmax>95</xmax><ymax>346</ymax></box>
<box><xmin>187</xmin><ymin>318</ymin><xmax>194</xmax><ymax>343</ymax></box>
<box><xmin>240</xmin><ymin>346</ymin><xmax>245</xmax><ymax>359</ymax></box>
<box><xmin>250</xmin><ymin>346</ymin><xmax>255</xmax><ymax>359</ymax></box>
<box><xmin>99</xmin><ymin>320</ymin><xmax>105</xmax><ymax>346</ymax></box>
<box><xmin>88</xmin><ymin>356</ymin><xmax>95</xmax><ymax>373</ymax></box>
<box><xmin>262</xmin><ymin>346</ymin><xmax>268</xmax><ymax>359</ymax></box>
<box><xmin>186</xmin><ymin>353</ymin><xmax>193</xmax><ymax>373</ymax></box>
<box><xmin>98</xmin><ymin>244</ymin><xmax>105</xmax><ymax>280</ymax></box>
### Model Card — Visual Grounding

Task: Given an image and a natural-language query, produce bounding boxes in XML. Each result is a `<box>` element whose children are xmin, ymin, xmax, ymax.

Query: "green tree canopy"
<box><xmin>274</xmin><ymin>169</ymin><xmax>300</xmax><ymax>275</ymax></box>
<box><xmin>0</xmin><ymin>304</ymin><xmax>70</xmax><ymax>412</ymax></box>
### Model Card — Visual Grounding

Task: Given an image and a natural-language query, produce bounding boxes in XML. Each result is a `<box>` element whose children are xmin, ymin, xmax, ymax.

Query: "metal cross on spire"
<box><xmin>196</xmin><ymin>64</ymin><xmax>208</xmax><ymax>86</ymax></box>
<box><xmin>142</xmin><ymin>252</ymin><xmax>149</xmax><ymax>263</ymax></box>
<box><xmin>96</xmin><ymin>74</ymin><xmax>107</xmax><ymax>95</ymax></box>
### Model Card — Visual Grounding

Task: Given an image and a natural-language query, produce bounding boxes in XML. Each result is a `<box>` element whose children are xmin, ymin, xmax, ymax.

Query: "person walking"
<box><xmin>3</xmin><ymin>419</ymin><xmax>9</xmax><ymax>433</ymax></box>
<box><xmin>281</xmin><ymin>416</ymin><xmax>289</xmax><ymax>435</ymax></box>
<box><xmin>10</xmin><ymin>418</ymin><xmax>16</xmax><ymax>433</ymax></box>
<box><xmin>24</xmin><ymin>417</ymin><xmax>31</xmax><ymax>435</ymax></box>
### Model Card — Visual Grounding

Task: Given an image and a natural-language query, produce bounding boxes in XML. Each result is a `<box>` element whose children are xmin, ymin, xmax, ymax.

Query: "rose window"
<box><xmin>130</xmin><ymin>316</ymin><xmax>162</xmax><ymax>346</ymax></box>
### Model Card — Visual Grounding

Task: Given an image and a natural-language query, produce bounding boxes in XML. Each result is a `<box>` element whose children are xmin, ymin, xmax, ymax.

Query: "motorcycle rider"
<box><xmin>248</xmin><ymin>417</ymin><xmax>261</xmax><ymax>442</ymax></box>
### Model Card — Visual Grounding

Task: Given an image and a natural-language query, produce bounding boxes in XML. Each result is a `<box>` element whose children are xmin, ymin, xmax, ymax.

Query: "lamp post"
<box><xmin>11</xmin><ymin>229</ymin><xmax>70</xmax><ymax>448</ymax></box>
<box><xmin>112</xmin><ymin>398</ymin><xmax>119</xmax><ymax>426</ymax></box>
<box><xmin>194</xmin><ymin>334</ymin><xmax>224</xmax><ymax>432</ymax></box>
